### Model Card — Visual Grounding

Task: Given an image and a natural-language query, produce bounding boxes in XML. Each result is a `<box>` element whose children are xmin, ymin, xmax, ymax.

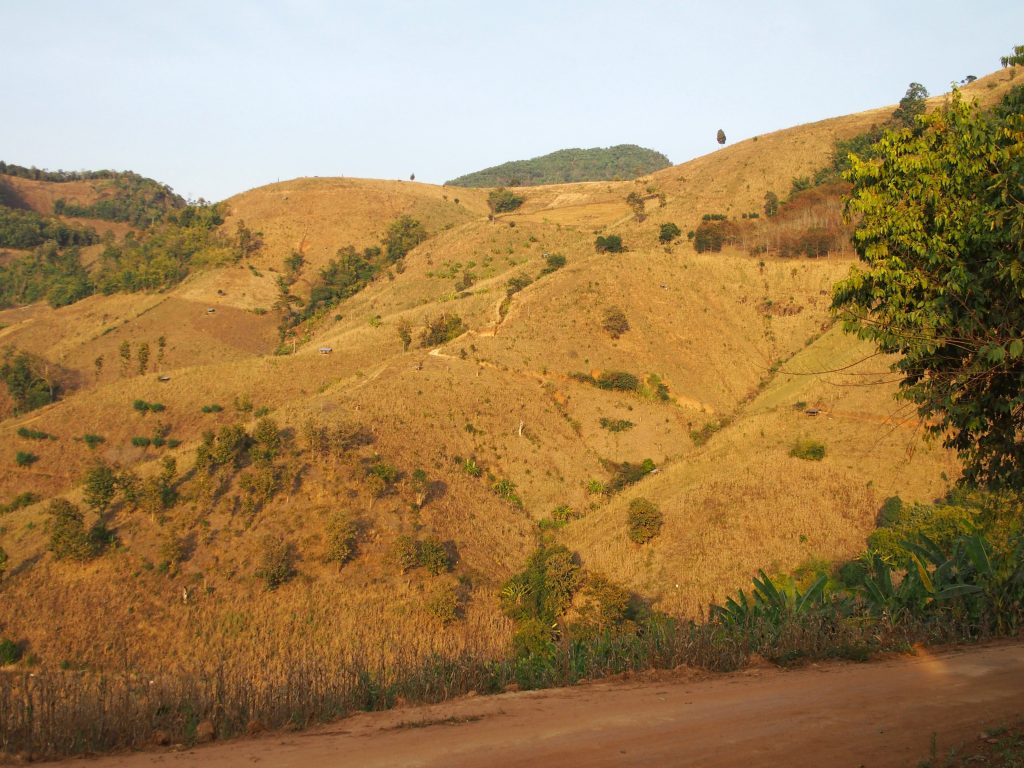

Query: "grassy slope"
<box><xmin>0</xmin><ymin>68</ymin><xmax>1017</xmax><ymax>672</ymax></box>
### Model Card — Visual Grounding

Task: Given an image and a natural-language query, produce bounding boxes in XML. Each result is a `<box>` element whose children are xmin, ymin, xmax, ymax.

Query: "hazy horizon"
<box><xmin>3</xmin><ymin>0</ymin><xmax>1022</xmax><ymax>201</ymax></box>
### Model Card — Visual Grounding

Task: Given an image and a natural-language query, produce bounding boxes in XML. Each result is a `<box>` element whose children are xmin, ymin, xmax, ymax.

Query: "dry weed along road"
<box><xmin>55</xmin><ymin>642</ymin><xmax>1024</xmax><ymax>767</ymax></box>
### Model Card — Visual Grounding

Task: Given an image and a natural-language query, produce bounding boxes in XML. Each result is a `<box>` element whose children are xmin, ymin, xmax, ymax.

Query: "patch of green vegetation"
<box><xmin>54</xmin><ymin>173</ymin><xmax>184</xmax><ymax>227</ymax></box>
<box><xmin>17</xmin><ymin>427</ymin><xmax>54</xmax><ymax>440</ymax></box>
<box><xmin>132</xmin><ymin>399</ymin><xmax>165</xmax><ymax>413</ymax></box>
<box><xmin>81</xmin><ymin>434</ymin><xmax>106</xmax><ymax>449</ymax></box>
<box><xmin>419</xmin><ymin>313</ymin><xmax>466</xmax><ymax>347</ymax></box>
<box><xmin>14</xmin><ymin>452</ymin><xmax>38</xmax><ymax>467</ymax></box>
<box><xmin>789</xmin><ymin>439</ymin><xmax>826</xmax><ymax>461</ymax></box>
<box><xmin>627</xmin><ymin>498</ymin><xmax>663</xmax><ymax>544</ymax></box>
<box><xmin>595</xmin><ymin>234</ymin><xmax>624</xmax><ymax>253</ymax></box>
<box><xmin>487</xmin><ymin>188</ymin><xmax>525</xmax><ymax>213</ymax></box>
<box><xmin>0</xmin><ymin>492</ymin><xmax>40</xmax><ymax>514</ymax></box>
<box><xmin>599</xmin><ymin>417</ymin><xmax>634</xmax><ymax>433</ymax></box>
<box><xmin>492</xmin><ymin>478</ymin><xmax>524</xmax><ymax>509</ymax></box>
<box><xmin>447</xmin><ymin>145</ymin><xmax>671</xmax><ymax>187</ymax></box>
<box><xmin>0</xmin><ymin>206</ymin><xmax>99</xmax><ymax>250</ymax></box>
<box><xmin>1</xmin><ymin>349</ymin><xmax>58</xmax><ymax>413</ymax></box>
<box><xmin>538</xmin><ymin>253</ymin><xmax>566</xmax><ymax>276</ymax></box>
<box><xmin>538</xmin><ymin>505</ymin><xmax>583</xmax><ymax>531</ymax></box>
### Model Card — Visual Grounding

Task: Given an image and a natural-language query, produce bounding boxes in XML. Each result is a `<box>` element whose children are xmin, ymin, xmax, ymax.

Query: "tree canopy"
<box><xmin>892</xmin><ymin>82</ymin><xmax>929</xmax><ymax>128</ymax></box>
<box><xmin>832</xmin><ymin>87</ymin><xmax>1024</xmax><ymax>488</ymax></box>
<box><xmin>446</xmin><ymin>145</ymin><xmax>671</xmax><ymax>187</ymax></box>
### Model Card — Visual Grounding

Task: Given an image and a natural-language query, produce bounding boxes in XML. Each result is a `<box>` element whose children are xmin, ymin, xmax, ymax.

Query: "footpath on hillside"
<box><xmin>49</xmin><ymin>642</ymin><xmax>1024</xmax><ymax>768</ymax></box>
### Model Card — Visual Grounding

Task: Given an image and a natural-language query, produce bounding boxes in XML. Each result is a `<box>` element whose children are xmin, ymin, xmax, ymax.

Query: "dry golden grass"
<box><xmin>3</xmin><ymin>71</ymin><xmax>1015</xmax><ymax>710</ymax></box>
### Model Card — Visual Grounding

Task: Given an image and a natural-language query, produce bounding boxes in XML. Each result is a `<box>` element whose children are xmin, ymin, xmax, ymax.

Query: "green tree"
<box><xmin>255</xmin><ymin>536</ymin><xmax>295</xmax><ymax>590</ymax></box>
<box><xmin>626</xmin><ymin>498</ymin><xmax>663</xmax><ymax>543</ymax></box>
<box><xmin>393</xmin><ymin>534</ymin><xmax>419</xmax><ymax>574</ymax></box>
<box><xmin>487</xmin><ymin>188</ymin><xmax>525</xmax><ymax>213</ymax></box>
<box><xmin>83</xmin><ymin>461</ymin><xmax>117</xmax><ymax>514</ymax></box>
<box><xmin>397</xmin><ymin>318</ymin><xmax>412</xmax><ymax>351</ymax></box>
<box><xmin>659</xmin><ymin>222</ymin><xmax>681</xmax><ymax>243</ymax></box>
<box><xmin>832</xmin><ymin>89</ymin><xmax>1024</xmax><ymax>487</ymax></box>
<box><xmin>892</xmin><ymin>82</ymin><xmax>929</xmax><ymax>128</ymax></box>
<box><xmin>118</xmin><ymin>341</ymin><xmax>131</xmax><ymax>377</ymax></box>
<box><xmin>625</xmin><ymin>192</ymin><xmax>646</xmax><ymax>221</ymax></box>
<box><xmin>251</xmin><ymin>417</ymin><xmax>281</xmax><ymax>463</ymax></box>
<box><xmin>602</xmin><ymin>306</ymin><xmax>630</xmax><ymax>339</ymax></box>
<box><xmin>48</xmin><ymin>499</ymin><xmax>110</xmax><ymax>560</ymax></box>
<box><xmin>1000</xmin><ymin>44</ymin><xmax>1024</xmax><ymax>68</ymax></box>
<box><xmin>136</xmin><ymin>342</ymin><xmax>150</xmax><ymax>375</ymax></box>
<box><xmin>0</xmin><ymin>349</ymin><xmax>55</xmax><ymax>413</ymax></box>
<box><xmin>324</xmin><ymin>512</ymin><xmax>357</xmax><ymax>567</ymax></box>
<box><xmin>595</xmin><ymin>234</ymin><xmax>623</xmax><ymax>253</ymax></box>
<box><xmin>383</xmin><ymin>216</ymin><xmax>427</xmax><ymax>262</ymax></box>
<box><xmin>417</xmin><ymin>536</ymin><xmax>449</xmax><ymax>575</ymax></box>
<box><xmin>763</xmin><ymin>191</ymin><xmax>779</xmax><ymax>217</ymax></box>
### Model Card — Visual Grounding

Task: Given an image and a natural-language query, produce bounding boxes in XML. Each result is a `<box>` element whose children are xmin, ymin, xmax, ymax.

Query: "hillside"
<box><xmin>0</xmin><ymin>65</ymin><xmax>1020</xmax><ymax>757</ymax></box>
<box><xmin>446</xmin><ymin>144</ymin><xmax>672</xmax><ymax>187</ymax></box>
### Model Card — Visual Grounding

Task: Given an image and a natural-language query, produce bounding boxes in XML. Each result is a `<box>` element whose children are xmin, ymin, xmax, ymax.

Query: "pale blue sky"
<box><xmin>2</xmin><ymin>1</ymin><xmax>1021</xmax><ymax>201</ymax></box>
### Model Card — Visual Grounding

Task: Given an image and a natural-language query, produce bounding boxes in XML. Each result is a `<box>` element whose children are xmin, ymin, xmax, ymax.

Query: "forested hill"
<box><xmin>446</xmin><ymin>144</ymin><xmax>672</xmax><ymax>187</ymax></box>
<box><xmin>0</xmin><ymin>162</ymin><xmax>186</xmax><ymax>228</ymax></box>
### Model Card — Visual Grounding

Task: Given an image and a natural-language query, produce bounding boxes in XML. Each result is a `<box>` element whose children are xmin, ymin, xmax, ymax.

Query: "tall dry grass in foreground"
<box><xmin>0</xmin><ymin>607</ymin><xmax>1004</xmax><ymax>760</ymax></box>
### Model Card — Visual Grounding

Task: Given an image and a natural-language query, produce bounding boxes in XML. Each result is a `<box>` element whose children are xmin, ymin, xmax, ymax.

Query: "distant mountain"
<box><xmin>446</xmin><ymin>144</ymin><xmax>672</xmax><ymax>187</ymax></box>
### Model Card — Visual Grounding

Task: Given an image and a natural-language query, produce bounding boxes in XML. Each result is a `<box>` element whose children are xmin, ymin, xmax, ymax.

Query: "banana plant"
<box><xmin>711</xmin><ymin>570</ymin><xmax>829</xmax><ymax>627</ymax></box>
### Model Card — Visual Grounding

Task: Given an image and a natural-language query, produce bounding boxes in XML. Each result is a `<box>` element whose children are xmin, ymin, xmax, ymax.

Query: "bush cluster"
<box><xmin>626</xmin><ymin>498</ymin><xmax>663</xmax><ymax>544</ymax></box>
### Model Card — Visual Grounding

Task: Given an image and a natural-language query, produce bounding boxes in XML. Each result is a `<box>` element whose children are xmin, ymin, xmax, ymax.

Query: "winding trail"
<box><xmin>53</xmin><ymin>642</ymin><xmax>1024</xmax><ymax>767</ymax></box>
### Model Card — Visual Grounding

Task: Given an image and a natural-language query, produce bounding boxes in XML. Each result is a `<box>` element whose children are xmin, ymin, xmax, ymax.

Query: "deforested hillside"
<box><xmin>0</xmin><ymin>62</ymin><xmax>1021</xmax><ymax>758</ymax></box>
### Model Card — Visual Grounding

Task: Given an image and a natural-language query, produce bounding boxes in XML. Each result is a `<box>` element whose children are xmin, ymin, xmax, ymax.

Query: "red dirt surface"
<box><xmin>48</xmin><ymin>642</ymin><xmax>1024</xmax><ymax>767</ymax></box>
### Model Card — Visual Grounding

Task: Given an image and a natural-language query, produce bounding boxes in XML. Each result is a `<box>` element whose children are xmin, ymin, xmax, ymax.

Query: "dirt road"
<box><xmin>53</xmin><ymin>643</ymin><xmax>1024</xmax><ymax>767</ymax></box>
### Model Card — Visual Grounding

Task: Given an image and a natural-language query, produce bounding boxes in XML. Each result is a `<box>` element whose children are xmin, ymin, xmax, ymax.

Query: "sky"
<box><xmin>3</xmin><ymin>1</ymin><xmax>1022</xmax><ymax>202</ymax></box>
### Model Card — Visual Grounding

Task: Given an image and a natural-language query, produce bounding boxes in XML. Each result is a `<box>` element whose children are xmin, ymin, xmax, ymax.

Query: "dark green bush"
<box><xmin>48</xmin><ymin>499</ymin><xmax>111</xmax><ymax>561</ymax></box>
<box><xmin>0</xmin><ymin>492</ymin><xmax>40</xmax><ymax>514</ymax></box>
<box><xmin>599</xmin><ymin>417</ymin><xmax>634</xmax><ymax>432</ymax></box>
<box><xmin>500</xmin><ymin>544</ymin><xmax>583</xmax><ymax>624</ymax></box>
<box><xmin>17</xmin><ymin>427</ymin><xmax>53</xmax><ymax>440</ymax></box>
<box><xmin>505</xmin><ymin>272</ymin><xmax>533</xmax><ymax>297</ymax></box>
<box><xmin>419</xmin><ymin>313</ymin><xmax>466</xmax><ymax>347</ymax></box>
<box><xmin>659</xmin><ymin>222</ymin><xmax>681</xmax><ymax>243</ymax></box>
<box><xmin>493</xmin><ymin>478</ymin><xmax>524</xmax><ymax>508</ymax></box>
<box><xmin>417</xmin><ymin>536</ymin><xmax>449</xmax><ymax>575</ymax></box>
<box><xmin>627</xmin><ymin>498</ymin><xmax>663</xmax><ymax>543</ymax></box>
<box><xmin>789</xmin><ymin>439</ymin><xmax>826</xmax><ymax>461</ymax></box>
<box><xmin>596</xmin><ymin>371</ymin><xmax>639</xmax><ymax>391</ymax></box>
<box><xmin>255</xmin><ymin>536</ymin><xmax>296</xmax><ymax>590</ymax></box>
<box><xmin>539</xmin><ymin>253</ymin><xmax>566</xmax><ymax>275</ymax></box>
<box><xmin>487</xmin><ymin>188</ymin><xmax>525</xmax><ymax>213</ymax></box>
<box><xmin>602</xmin><ymin>307</ymin><xmax>630</xmax><ymax>339</ymax></box>
<box><xmin>383</xmin><ymin>216</ymin><xmax>428</xmax><ymax>262</ymax></box>
<box><xmin>393</xmin><ymin>535</ymin><xmax>419</xmax><ymax>574</ymax></box>
<box><xmin>325</xmin><ymin>512</ymin><xmax>357</xmax><ymax>567</ymax></box>
<box><xmin>606</xmin><ymin>458</ymin><xmax>656</xmax><ymax>493</ymax></box>
<box><xmin>0</xmin><ymin>638</ymin><xmax>22</xmax><ymax>665</ymax></box>
<box><xmin>15</xmin><ymin>451</ymin><xmax>38</xmax><ymax>467</ymax></box>
<box><xmin>595</xmin><ymin>235</ymin><xmax>624</xmax><ymax>253</ymax></box>
<box><xmin>1</xmin><ymin>350</ymin><xmax>56</xmax><ymax>414</ymax></box>
<box><xmin>80</xmin><ymin>433</ymin><xmax>105</xmax><ymax>450</ymax></box>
